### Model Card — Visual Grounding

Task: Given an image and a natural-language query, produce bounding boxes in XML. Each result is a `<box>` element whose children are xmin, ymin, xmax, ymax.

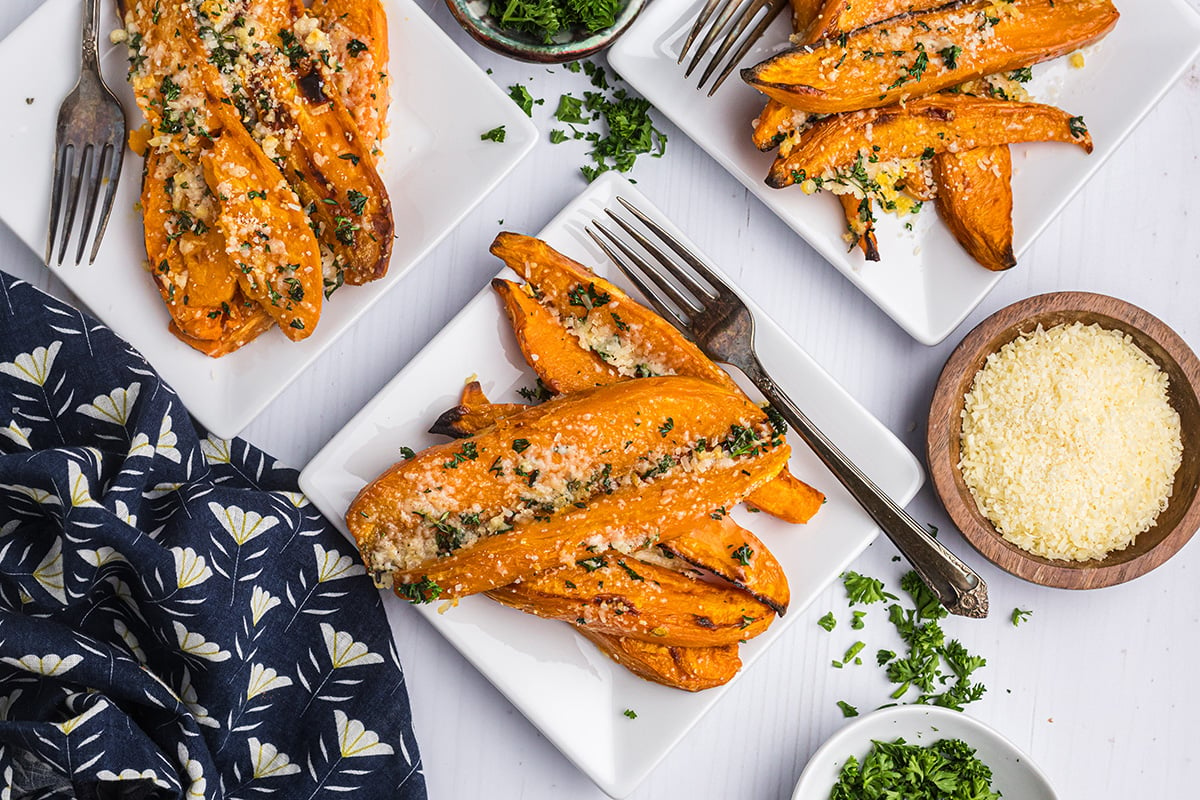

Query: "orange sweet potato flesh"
<box><xmin>347</xmin><ymin>377</ymin><xmax>791</xmax><ymax>598</ymax></box>
<box><xmin>661</xmin><ymin>515</ymin><xmax>790</xmax><ymax>616</ymax></box>
<box><xmin>577</xmin><ymin>628</ymin><xmax>741</xmax><ymax>692</ymax></box>
<box><xmin>767</xmin><ymin>94</ymin><xmax>1093</xmax><ymax>189</ymax></box>
<box><xmin>754</xmin><ymin>0</ymin><xmax>954</xmax><ymax>151</ymax></box>
<box><xmin>255</xmin><ymin>0</ymin><xmax>392</xmax><ymax>287</ymax></box>
<box><xmin>428</xmin><ymin>384</ymin><xmax>793</xmax><ymax>613</ymax></box>
<box><xmin>743</xmin><ymin>0</ymin><xmax>1119</xmax><ymax>114</ymax></box>
<box><xmin>428</xmin><ymin>380</ymin><xmax>527</xmax><ymax>439</ymax></box>
<box><xmin>489</xmin><ymin>233</ymin><xmax>824</xmax><ymax>524</ymax></box>
<box><xmin>838</xmin><ymin>193</ymin><xmax>880</xmax><ymax>262</ymax></box>
<box><xmin>934</xmin><ymin>145</ymin><xmax>1017</xmax><ymax>271</ymax></box>
<box><xmin>310</xmin><ymin>0</ymin><xmax>391</xmax><ymax>155</ymax></box>
<box><xmin>492</xmin><ymin>279</ymin><xmax>619</xmax><ymax>394</ymax></box>
<box><xmin>487</xmin><ymin>556</ymin><xmax>774</xmax><ymax>647</ymax></box>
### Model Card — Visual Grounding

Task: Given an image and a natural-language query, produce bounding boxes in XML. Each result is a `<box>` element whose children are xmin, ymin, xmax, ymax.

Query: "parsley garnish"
<box><xmin>842</xmin><ymin>571</ymin><xmax>896</xmax><ymax>605</ymax></box>
<box><xmin>658</xmin><ymin>418</ymin><xmax>674</xmax><ymax>437</ymax></box>
<box><xmin>512</xmin><ymin>438</ymin><xmax>531</xmax><ymax>453</ymax></box>
<box><xmin>836</xmin><ymin>700</ymin><xmax>858</xmax><ymax>717</ymax></box>
<box><xmin>397</xmin><ymin>576</ymin><xmax>442</xmax><ymax>604</ymax></box>
<box><xmin>489</xmin><ymin>0</ymin><xmax>620</xmax><ymax>43</ymax></box>
<box><xmin>481</xmin><ymin>125</ymin><xmax>507</xmax><ymax>142</ymax></box>
<box><xmin>817</xmin><ymin>612</ymin><xmax>836</xmax><ymax>632</ymax></box>
<box><xmin>567</xmin><ymin>282</ymin><xmax>611</xmax><ymax>314</ymax></box>
<box><xmin>940</xmin><ymin>44</ymin><xmax>962</xmax><ymax>69</ymax></box>
<box><xmin>731</xmin><ymin>544</ymin><xmax>753</xmax><ymax>566</ymax></box>
<box><xmin>1011</xmin><ymin>608</ymin><xmax>1032</xmax><ymax>627</ymax></box>
<box><xmin>442</xmin><ymin>442</ymin><xmax>478</xmax><ymax>469</ymax></box>
<box><xmin>508</xmin><ymin>84</ymin><xmax>537</xmax><ymax>116</ymax></box>
<box><xmin>399</xmin><ymin>446</ymin><xmax>416</xmax><ymax>460</ymax></box>
<box><xmin>830</xmin><ymin>738</ymin><xmax>1000</xmax><ymax>800</ymax></box>
<box><xmin>346</xmin><ymin>39</ymin><xmax>368</xmax><ymax>56</ymax></box>
<box><xmin>1069</xmin><ymin>115</ymin><xmax>1088</xmax><ymax>137</ymax></box>
<box><xmin>577</xmin><ymin>555</ymin><xmax>607</xmax><ymax>572</ymax></box>
<box><xmin>347</xmin><ymin>190</ymin><xmax>368</xmax><ymax>215</ymax></box>
<box><xmin>622</xmin><ymin>708</ymin><xmax>637</xmax><ymax>719</ymax></box>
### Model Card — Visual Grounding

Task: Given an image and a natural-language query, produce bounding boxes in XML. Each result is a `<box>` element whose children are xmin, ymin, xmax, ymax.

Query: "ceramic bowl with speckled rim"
<box><xmin>444</xmin><ymin>0</ymin><xmax>645</xmax><ymax>63</ymax></box>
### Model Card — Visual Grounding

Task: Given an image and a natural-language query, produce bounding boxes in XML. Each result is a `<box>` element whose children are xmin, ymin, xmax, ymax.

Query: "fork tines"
<box><xmin>586</xmin><ymin>197</ymin><xmax>729</xmax><ymax>335</ymax></box>
<box><xmin>47</xmin><ymin>140</ymin><xmax>123</xmax><ymax>266</ymax></box>
<box><xmin>679</xmin><ymin>0</ymin><xmax>789</xmax><ymax>95</ymax></box>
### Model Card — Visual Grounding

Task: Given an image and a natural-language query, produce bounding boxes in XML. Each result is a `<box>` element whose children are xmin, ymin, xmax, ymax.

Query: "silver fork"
<box><xmin>678</xmin><ymin>0</ymin><xmax>790</xmax><ymax>95</ymax></box>
<box><xmin>587</xmin><ymin>198</ymin><xmax>989</xmax><ymax>619</ymax></box>
<box><xmin>46</xmin><ymin>0</ymin><xmax>128</xmax><ymax>267</ymax></box>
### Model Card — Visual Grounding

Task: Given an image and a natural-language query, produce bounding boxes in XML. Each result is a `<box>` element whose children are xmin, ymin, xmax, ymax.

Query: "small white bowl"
<box><xmin>791</xmin><ymin>705</ymin><xmax>1058</xmax><ymax>800</ymax></box>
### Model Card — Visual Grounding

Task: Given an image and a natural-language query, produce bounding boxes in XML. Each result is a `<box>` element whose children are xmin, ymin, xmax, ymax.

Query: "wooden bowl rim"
<box><xmin>927</xmin><ymin>291</ymin><xmax>1200</xmax><ymax>589</ymax></box>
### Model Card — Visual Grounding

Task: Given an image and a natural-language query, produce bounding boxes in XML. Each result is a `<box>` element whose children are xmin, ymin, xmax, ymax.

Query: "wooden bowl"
<box><xmin>927</xmin><ymin>292</ymin><xmax>1200</xmax><ymax>589</ymax></box>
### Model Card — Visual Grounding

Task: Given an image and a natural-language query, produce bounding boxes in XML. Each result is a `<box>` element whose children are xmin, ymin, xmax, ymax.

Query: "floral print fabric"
<box><xmin>0</xmin><ymin>275</ymin><xmax>426</xmax><ymax>800</ymax></box>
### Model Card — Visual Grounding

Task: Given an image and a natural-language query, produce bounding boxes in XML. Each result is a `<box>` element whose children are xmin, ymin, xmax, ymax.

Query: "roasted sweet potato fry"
<box><xmin>661</xmin><ymin>516</ymin><xmax>790</xmax><ymax>615</ymax></box>
<box><xmin>488</xmin><ymin>556</ymin><xmax>775</xmax><ymax>647</ymax></box>
<box><xmin>310</xmin><ymin>0</ymin><xmax>391</xmax><ymax>155</ymax></box>
<box><xmin>489</xmin><ymin>234</ymin><xmax>825</xmax><ymax>524</ymax></box>
<box><xmin>934</xmin><ymin>145</ymin><xmax>1017</xmax><ymax>271</ymax></box>
<box><xmin>577</xmin><ymin>628</ymin><xmax>741</xmax><ymax>692</ymax></box>
<box><xmin>767</xmin><ymin>95</ymin><xmax>1092</xmax><ymax>189</ymax></box>
<box><xmin>492</xmin><ymin>278</ymin><xmax>619</xmax><ymax>394</ymax></box>
<box><xmin>347</xmin><ymin>377</ymin><xmax>791</xmax><ymax>598</ymax></box>
<box><xmin>838</xmin><ymin>193</ymin><xmax>880</xmax><ymax>261</ymax></box>
<box><xmin>743</xmin><ymin>0</ymin><xmax>1119</xmax><ymax>114</ymax></box>
<box><xmin>427</xmin><ymin>384</ymin><xmax>793</xmax><ymax>614</ymax></box>
<box><xmin>428</xmin><ymin>380</ymin><xmax>528</xmax><ymax>439</ymax></box>
<box><xmin>807</xmin><ymin>0</ymin><xmax>953</xmax><ymax>43</ymax></box>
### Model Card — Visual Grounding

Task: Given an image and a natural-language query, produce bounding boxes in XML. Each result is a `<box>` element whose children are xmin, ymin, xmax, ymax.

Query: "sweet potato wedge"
<box><xmin>743</xmin><ymin>0</ymin><xmax>1119</xmax><ymax>114</ymax></box>
<box><xmin>427</xmin><ymin>385</ymin><xmax>794</xmax><ymax>613</ymax></box>
<box><xmin>577</xmin><ymin>628</ymin><xmax>741</xmax><ymax>692</ymax></box>
<box><xmin>807</xmin><ymin>0</ymin><xmax>953</xmax><ymax>43</ymax></box>
<box><xmin>347</xmin><ymin>377</ymin><xmax>791</xmax><ymax>598</ymax></box>
<box><xmin>492</xmin><ymin>278</ymin><xmax>619</xmax><ymax>394</ymax></box>
<box><xmin>246</xmin><ymin>1</ymin><xmax>392</xmax><ymax>287</ymax></box>
<box><xmin>660</xmin><ymin>515</ymin><xmax>790</xmax><ymax>616</ymax></box>
<box><xmin>838</xmin><ymin>193</ymin><xmax>880</xmax><ymax>261</ymax></box>
<box><xmin>428</xmin><ymin>381</ymin><xmax>527</xmax><ymax>439</ymax></box>
<box><xmin>934</xmin><ymin>145</ymin><xmax>1017</xmax><ymax>271</ymax></box>
<box><xmin>310</xmin><ymin>0</ymin><xmax>391</xmax><ymax>155</ymax></box>
<box><xmin>489</xmin><ymin>233</ymin><xmax>825</xmax><ymax>524</ymax></box>
<box><xmin>488</xmin><ymin>555</ymin><xmax>774</xmax><ymax>647</ymax></box>
<box><xmin>767</xmin><ymin>95</ymin><xmax>1092</xmax><ymax>189</ymax></box>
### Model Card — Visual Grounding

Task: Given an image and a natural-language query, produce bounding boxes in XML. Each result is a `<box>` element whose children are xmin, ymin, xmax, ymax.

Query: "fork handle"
<box><xmin>739</xmin><ymin>354</ymin><xmax>989</xmax><ymax>618</ymax></box>
<box><xmin>80</xmin><ymin>0</ymin><xmax>101</xmax><ymax>72</ymax></box>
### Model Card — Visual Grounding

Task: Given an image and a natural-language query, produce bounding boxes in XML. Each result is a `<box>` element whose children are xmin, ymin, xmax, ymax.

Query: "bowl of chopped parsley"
<box><xmin>444</xmin><ymin>0</ymin><xmax>645</xmax><ymax>63</ymax></box>
<box><xmin>791</xmin><ymin>705</ymin><xmax>1059</xmax><ymax>800</ymax></box>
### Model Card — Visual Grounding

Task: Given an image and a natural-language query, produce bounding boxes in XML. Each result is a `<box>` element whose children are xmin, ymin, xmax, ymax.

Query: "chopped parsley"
<box><xmin>567</xmin><ymin>281</ymin><xmax>611</xmax><ymax>314</ymax></box>
<box><xmin>1069</xmin><ymin>115</ymin><xmax>1088</xmax><ymax>137</ymax></box>
<box><xmin>622</xmin><ymin>708</ymin><xmax>637</xmax><ymax>719</ymax></box>
<box><xmin>399</xmin><ymin>446</ymin><xmax>416</xmax><ymax>460</ymax></box>
<box><xmin>346</xmin><ymin>38</ymin><xmax>368</xmax><ymax>56</ymax></box>
<box><xmin>489</xmin><ymin>0</ymin><xmax>620</xmax><ymax>43</ymax></box>
<box><xmin>507</xmin><ymin>84</ymin><xmax>537</xmax><ymax>116</ymax></box>
<box><xmin>830</xmin><ymin>738</ymin><xmax>1000</xmax><ymax>800</ymax></box>
<box><xmin>1011</xmin><ymin>608</ymin><xmax>1032</xmax><ymax>627</ymax></box>
<box><xmin>817</xmin><ymin>612</ymin><xmax>837</xmax><ymax>632</ymax></box>
<box><xmin>442</xmin><ymin>441</ymin><xmax>479</xmax><ymax>469</ymax></box>
<box><xmin>658</xmin><ymin>418</ymin><xmax>674</xmax><ymax>437</ymax></box>
<box><xmin>842</xmin><ymin>570</ymin><xmax>896</xmax><ymax>605</ymax></box>
<box><xmin>731</xmin><ymin>544</ymin><xmax>753</xmax><ymax>566</ymax></box>
<box><xmin>940</xmin><ymin>44</ymin><xmax>962</xmax><ymax>69</ymax></box>
<box><xmin>397</xmin><ymin>576</ymin><xmax>442</xmax><ymax>604</ymax></box>
<box><xmin>512</xmin><ymin>438</ymin><xmax>531</xmax><ymax>453</ymax></box>
<box><xmin>836</xmin><ymin>700</ymin><xmax>858</xmax><ymax>718</ymax></box>
<box><xmin>481</xmin><ymin>125</ymin><xmax>507</xmax><ymax>142</ymax></box>
<box><xmin>346</xmin><ymin>190</ymin><xmax>368</xmax><ymax>215</ymax></box>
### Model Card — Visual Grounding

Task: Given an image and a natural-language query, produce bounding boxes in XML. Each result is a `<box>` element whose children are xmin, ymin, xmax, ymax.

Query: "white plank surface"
<box><xmin>2</xmin><ymin>2</ymin><xmax>1198</xmax><ymax>799</ymax></box>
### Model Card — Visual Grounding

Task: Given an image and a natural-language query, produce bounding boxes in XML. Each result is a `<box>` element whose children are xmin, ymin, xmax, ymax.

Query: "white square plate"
<box><xmin>608</xmin><ymin>0</ymin><xmax>1200</xmax><ymax>344</ymax></box>
<box><xmin>298</xmin><ymin>172</ymin><xmax>924</xmax><ymax>798</ymax></box>
<box><xmin>0</xmin><ymin>0</ymin><xmax>536</xmax><ymax>437</ymax></box>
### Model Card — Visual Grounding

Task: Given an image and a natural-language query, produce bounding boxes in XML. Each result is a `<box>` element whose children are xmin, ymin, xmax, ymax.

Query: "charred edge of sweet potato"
<box><xmin>575</xmin><ymin>627</ymin><xmax>740</xmax><ymax>691</ymax></box>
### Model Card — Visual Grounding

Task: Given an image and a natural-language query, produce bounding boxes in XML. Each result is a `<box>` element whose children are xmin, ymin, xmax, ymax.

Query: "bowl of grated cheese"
<box><xmin>927</xmin><ymin>292</ymin><xmax>1200</xmax><ymax>589</ymax></box>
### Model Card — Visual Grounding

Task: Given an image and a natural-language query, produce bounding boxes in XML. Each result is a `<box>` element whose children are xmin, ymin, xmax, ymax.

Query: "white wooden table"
<box><xmin>3</xmin><ymin>2</ymin><xmax>1198</xmax><ymax>798</ymax></box>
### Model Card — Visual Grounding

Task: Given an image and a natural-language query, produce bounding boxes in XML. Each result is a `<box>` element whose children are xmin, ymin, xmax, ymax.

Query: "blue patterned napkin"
<box><xmin>0</xmin><ymin>274</ymin><xmax>426</xmax><ymax>799</ymax></box>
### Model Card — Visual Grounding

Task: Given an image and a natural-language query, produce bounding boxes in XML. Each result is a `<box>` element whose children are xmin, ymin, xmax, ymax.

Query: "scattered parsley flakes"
<box><xmin>396</xmin><ymin>576</ymin><xmax>441</xmax><ymax>604</ymax></box>
<box><xmin>731</xmin><ymin>543</ymin><xmax>753</xmax><ymax>566</ymax></box>
<box><xmin>489</xmin><ymin>0</ymin><xmax>620</xmax><ymax>44</ymax></box>
<box><xmin>842</xmin><ymin>570</ymin><xmax>896</xmax><ymax>605</ymax></box>
<box><xmin>549</xmin><ymin>129</ymin><xmax>568</xmax><ymax>144</ymax></box>
<box><xmin>481</xmin><ymin>125</ymin><xmax>507</xmax><ymax>142</ymax></box>
<box><xmin>1069</xmin><ymin>115</ymin><xmax>1088</xmax><ymax>137</ymax></box>
<box><xmin>818</xmin><ymin>612</ymin><xmax>837</xmax><ymax>632</ymax></box>
<box><xmin>555</xmin><ymin>93</ymin><xmax>590</xmax><ymax>124</ymax></box>
<box><xmin>508</xmin><ymin>84</ymin><xmax>537</xmax><ymax>116</ymax></box>
<box><xmin>399</xmin><ymin>446</ymin><xmax>416</xmax><ymax>460</ymax></box>
<box><xmin>623</xmin><ymin>708</ymin><xmax>638</xmax><ymax>719</ymax></box>
<box><xmin>850</xmin><ymin>610</ymin><xmax>867</xmax><ymax>630</ymax></box>
<box><xmin>836</xmin><ymin>700</ymin><xmax>858</xmax><ymax>718</ymax></box>
<box><xmin>1011</xmin><ymin>608</ymin><xmax>1032</xmax><ymax>627</ymax></box>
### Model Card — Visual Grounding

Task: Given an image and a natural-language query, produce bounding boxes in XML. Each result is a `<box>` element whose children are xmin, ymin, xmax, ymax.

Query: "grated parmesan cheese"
<box><xmin>959</xmin><ymin>322</ymin><xmax>1183</xmax><ymax>562</ymax></box>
